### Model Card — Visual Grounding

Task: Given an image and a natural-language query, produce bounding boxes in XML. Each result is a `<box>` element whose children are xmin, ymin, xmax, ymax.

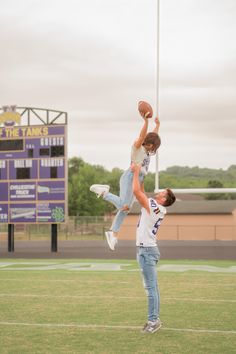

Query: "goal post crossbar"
<box><xmin>154</xmin><ymin>188</ymin><xmax>236</xmax><ymax>194</ymax></box>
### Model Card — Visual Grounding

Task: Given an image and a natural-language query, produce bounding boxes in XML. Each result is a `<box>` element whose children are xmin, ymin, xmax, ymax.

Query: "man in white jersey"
<box><xmin>132</xmin><ymin>163</ymin><xmax>176</xmax><ymax>334</ymax></box>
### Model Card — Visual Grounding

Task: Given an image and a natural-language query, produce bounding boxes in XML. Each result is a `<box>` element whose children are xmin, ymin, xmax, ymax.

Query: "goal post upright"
<box><xmin>154</xmin><ymin>2</ymin><xmax>235</xmax><ymax>196</ymax></box>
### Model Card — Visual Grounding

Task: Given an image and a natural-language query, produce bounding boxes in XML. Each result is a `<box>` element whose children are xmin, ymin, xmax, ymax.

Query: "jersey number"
<box><xmin>152</xmin><ymin>218</ymin><xmax>162</xmax><ymax>236</ymax></box>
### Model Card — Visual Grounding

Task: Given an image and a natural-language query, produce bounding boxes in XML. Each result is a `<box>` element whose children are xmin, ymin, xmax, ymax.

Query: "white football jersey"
<box><xmin>136</xmin><ymin>198</ymin><xmax>166</xmax><ymax>247</ymax></box>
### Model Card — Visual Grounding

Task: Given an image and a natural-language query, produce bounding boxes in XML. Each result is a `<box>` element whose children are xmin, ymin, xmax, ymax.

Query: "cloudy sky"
<box><xmin>1</xmin><ymin>0</ymin><xmax>235</xmax><ymax>172</ymax></box>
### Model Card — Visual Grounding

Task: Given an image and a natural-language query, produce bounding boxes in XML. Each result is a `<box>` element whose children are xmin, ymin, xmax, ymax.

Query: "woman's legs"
<box><xmin>110</xmin><ymin>208</ymin><xmax>131</xmax><ymax>233</ymax></box>
<box><xmin>103</xmin><ymin>169</ymin><xmax>134</xmax><ymax>210</ymax></box>
<box><xmin>105</xmin><ymin>169</ymin><xmax>136</xmax><ymax>233</ymax></box>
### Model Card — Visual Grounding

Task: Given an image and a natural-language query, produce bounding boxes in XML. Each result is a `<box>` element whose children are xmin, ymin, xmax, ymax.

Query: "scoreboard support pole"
<box><xmin>51</xmin><ymin>224</ymin><xmax>58</xmax><ymax>252</ymax></box>
<box><xmin>8</xmin><ymin>224</ymin><xmax>14</xmax><ymax>252</ymax></box>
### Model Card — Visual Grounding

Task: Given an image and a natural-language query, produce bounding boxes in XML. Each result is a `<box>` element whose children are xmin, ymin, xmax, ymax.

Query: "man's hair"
<box><xmin>163</xmin><ymin>188</ymin><xmax>176</xmax><ymax>207</ymax></box>
<box><xmin>142</xmin><ymin>132</ymin><xmax>161</xmax><ymax>153</ymax></box>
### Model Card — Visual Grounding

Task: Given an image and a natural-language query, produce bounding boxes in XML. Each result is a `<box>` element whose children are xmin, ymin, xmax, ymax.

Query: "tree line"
<box><xmin>68</xmin><ymin>157</ymin><xmax>236</xmax><ymax>216</ymax></box>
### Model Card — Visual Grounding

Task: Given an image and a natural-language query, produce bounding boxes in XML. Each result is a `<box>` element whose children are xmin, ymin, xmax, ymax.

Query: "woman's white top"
<box><xmin>131</xmin><ymin>145</ymin><xmax>150</xmax><ymax>175</ymax></box>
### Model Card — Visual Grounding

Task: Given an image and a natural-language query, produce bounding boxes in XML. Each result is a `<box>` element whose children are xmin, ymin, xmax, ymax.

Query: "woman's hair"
<box><xmin>142</xmin><ymin>132</ymin><xmax>161</xmax><ymax>154</ymax></box>
<box><xmin>163</xmin><ymin>188</ymin><xmax>176</xmax><ymax>207</ymax></box>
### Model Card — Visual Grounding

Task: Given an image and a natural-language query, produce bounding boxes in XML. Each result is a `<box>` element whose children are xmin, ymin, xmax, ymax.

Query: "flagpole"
<box><xmin>155</xmin><ymin>0</ymin><xmax>160</xmax><ymax>193</ymax></box>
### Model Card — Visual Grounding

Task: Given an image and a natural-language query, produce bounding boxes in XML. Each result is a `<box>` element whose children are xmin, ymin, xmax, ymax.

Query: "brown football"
<box><xmin>138</xmin><ymin>101</ymin><xmax>153</xmax><ymax>118</ymax></box>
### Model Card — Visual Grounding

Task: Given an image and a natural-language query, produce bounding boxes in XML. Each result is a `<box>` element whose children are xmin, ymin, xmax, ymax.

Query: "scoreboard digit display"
<box><xmin>0</xmin><ymin>124</ymin><xmax>67</xmax><ymax>223</ymax></box>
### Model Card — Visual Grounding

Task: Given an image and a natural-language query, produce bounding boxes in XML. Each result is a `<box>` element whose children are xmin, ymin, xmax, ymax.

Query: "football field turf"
<box><xmin>0</xmin><ymin>259</ymin><xmax>235</xmax><ymax>354</ymax></box>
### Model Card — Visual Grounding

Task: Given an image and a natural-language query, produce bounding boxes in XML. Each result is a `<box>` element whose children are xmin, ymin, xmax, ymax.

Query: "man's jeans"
<box><xmin>103</xmin><ymin>168</ymin><xmax>144</xmax><ymax>233</ymax></box>
<box><xmin>137</xmin><ymin>246</ymin><xmax>160</xmax><ymax>322</ymax></box>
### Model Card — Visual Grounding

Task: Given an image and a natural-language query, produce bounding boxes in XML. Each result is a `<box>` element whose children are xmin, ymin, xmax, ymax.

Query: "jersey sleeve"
<box><xmin>148</xmin><ymin>198</ymin><xmax>163</xmax><ymax>220</ymax></box>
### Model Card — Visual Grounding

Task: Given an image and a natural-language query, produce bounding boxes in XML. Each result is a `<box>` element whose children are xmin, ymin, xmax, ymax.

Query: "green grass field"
<box><xmin>0</xmin><ymin>259</ymin><xmax>236</xmax><ymax>354</ymax></box>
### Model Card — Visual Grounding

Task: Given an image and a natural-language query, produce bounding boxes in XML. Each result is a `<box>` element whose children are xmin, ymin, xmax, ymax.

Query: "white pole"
<box><xmin>155</xmin><ymin>0</ymin><xmax>160</xmax><ymax>193</ymax></box>
<box><xmin>157</xmin><ymin>188</ymin><xmax>236</xmax><ymax>194</ymax></box>
<box><xmin>153</xmin><ymin>1</ymin><xmax>236</xmax><ymax>197</ymax></box>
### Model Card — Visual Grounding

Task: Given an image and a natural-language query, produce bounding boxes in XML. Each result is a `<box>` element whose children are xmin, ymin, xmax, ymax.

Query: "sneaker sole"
<box><xmin>89</xmin><ymin>185</ymin><xmax>110</xmax><ymax>198</ymax></box>
<box><xmin>151</xmin><ymin>323</ymin><xmax>162</xmax><ymax>333</ymax></box>
<box><xmin>105</xmin><ymin>232</ymin><xmax>115</xmax><ymax>251</ymax></box>
<box><xmin>142</xmin><ymin>323</ymin><xmax>162</xmax><ymax>334</ymax></box>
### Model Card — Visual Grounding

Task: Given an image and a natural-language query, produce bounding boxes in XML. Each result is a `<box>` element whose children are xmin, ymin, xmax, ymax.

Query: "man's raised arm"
<box><xmin>132</xmin><ymin>164</ymin><xmax>150</xmax><ymax>213</ymax></box>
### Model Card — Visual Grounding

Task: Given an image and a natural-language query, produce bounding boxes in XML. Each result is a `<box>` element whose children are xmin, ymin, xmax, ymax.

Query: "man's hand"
<box><xmin>131</xmin><ymin>162</ymin><xmax>141</xmax><ymax>173</ymax></box>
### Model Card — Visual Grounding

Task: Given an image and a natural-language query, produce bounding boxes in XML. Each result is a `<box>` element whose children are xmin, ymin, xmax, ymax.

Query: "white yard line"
<box><xmin>0</xmin><ymin>321</ymin><xmax>235</xmax><ymax>335</ymax></box>
<box><xmin>0</xmin><ymin>262</ymin><xmax>236</xmax><ymax>272</ymax></box>
<box><xmin>0</xmin><ymin>293</ymin><xmax>235</xmax><ymax>303</ymax></box>
<box><xmin>162</xmin><ymin>327</ymin><xmax>236</xmax><ymax>334</ymax></box>
<box><xmin>1</xmin><ymin>279</ymin><xmax>235</xmax><ymax>289</ymax></box>
<box><xmin>0</xmin><ymin>294</ymin><xmax>137</xmax><ymax>299</ymax></box>
<box><xmin>165</xmin><ymin>297</ymin><xmax>236</xmax><ymax>303</ymax></box>
<box><xmin>0</xmin><ymin>278</ymin><xmax>129</xmax><ymax>284</ymax></box>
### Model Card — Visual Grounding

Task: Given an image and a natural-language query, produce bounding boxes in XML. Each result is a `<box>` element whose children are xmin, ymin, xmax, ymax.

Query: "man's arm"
<box><xmin>132</xmin><ymin>164</ymin><xmax>150</xmax><ymax>213</ymax></box>
<box><xmin>140</xmin><ymin>181</ymin><xmax>145</xmax><ymax>193</ymax></box>
<box><xmin>133</xmin><ymin>116</ymin><xmax>149</xmax><ymax>149</ymax></box>
<box><xmin>152</xmin><ymin>117</ymin><xmax>160</xmax><ymax>134</ymax></box>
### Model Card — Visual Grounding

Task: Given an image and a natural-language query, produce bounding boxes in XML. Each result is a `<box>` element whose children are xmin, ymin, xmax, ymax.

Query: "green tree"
<box><xmin>68</xmin><ymin>157</ymin><xmax>85</xmax><ymax>182</ymax></box>
<box><xmin>106</xmin><ymin>168</ymin><xmax>123</xmax><ymax>196</ymax></box>
<box><xmin>68</xmin><ymin>158</ymin><xmax>236</xmax><ymax>215</ymax></box>
<box><xmin>205</xmin><ymin>180</ymin><xmax>226</xmax><ymax>200</ymax></box>
<box><xmin>143</xmin><ymin>172</ymin><xmax>155</xmax><ymax>192</ymax></box>
<box><xmin>68</xmin><ymin>157</ymin><xmax>117</xmax><ymax>216</ymax></box>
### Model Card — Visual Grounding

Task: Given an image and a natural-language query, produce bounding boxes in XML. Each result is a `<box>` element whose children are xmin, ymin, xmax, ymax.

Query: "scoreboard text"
<box><xmin>0</xmin><ymin>125</ymin><xmax>67</xmax><ymax>223</ymax></box>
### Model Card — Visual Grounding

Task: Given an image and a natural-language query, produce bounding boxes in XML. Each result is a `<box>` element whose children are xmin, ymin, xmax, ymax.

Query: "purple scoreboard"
<box><xmin>0</xmin><ymin>106</ymin><xmax>67</xmax><ymax>224</ymax></box>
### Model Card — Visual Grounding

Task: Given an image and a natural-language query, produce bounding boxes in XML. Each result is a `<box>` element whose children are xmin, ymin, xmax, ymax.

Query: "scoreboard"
<box><xmin>0</xmin><ymin>124</ymin><xmax>67</xmax><ymax>223</ymax></box>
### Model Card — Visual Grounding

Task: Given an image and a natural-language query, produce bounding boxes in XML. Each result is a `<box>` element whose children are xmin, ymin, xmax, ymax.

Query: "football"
<box><xmin>138</xmin><ymin>101</ymin><xmax>153</xmax><ymax>118</ymax></box>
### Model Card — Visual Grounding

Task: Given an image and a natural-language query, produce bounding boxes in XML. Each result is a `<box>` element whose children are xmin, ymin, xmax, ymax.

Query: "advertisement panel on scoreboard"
<box><xmin>0</xmin><ymin>124</ymin><xmax>67</xmax><ymax>223</ymax></box>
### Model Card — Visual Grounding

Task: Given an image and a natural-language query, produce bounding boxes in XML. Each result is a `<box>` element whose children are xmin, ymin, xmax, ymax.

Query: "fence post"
<box><xmin>51</xmin><ymin>224</ymin><xmax>58</xmax><ymax>252</ymax></box>
<box><xmin>8</xmin><ymin>224</ymin><xmax>14</xmax><ymax>252</ymax></box>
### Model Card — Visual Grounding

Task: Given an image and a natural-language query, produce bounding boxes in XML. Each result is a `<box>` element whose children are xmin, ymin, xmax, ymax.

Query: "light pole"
<box><xmin>155</xmin><ymin>0</ymin><xmax>160</xmax><ymax>193</ymax></box>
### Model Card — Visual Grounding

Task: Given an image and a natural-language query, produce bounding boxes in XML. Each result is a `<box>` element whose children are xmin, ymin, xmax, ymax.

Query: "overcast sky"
<box><xmin>1</xmin><ymin>0</ymin><xmax>235</xmax><ymax>172</ymax></box>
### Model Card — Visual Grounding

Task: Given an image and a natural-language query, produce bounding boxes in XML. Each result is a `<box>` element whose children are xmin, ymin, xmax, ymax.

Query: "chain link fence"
<box><xmin>0</xmin><ymin>216</ymin><xmax>113</xmax><ymax>241</ymax></box>
<box><xmin>0</xmin><ymin>217</ymin><xmax>235</xmax><ymax>241</ymax></box>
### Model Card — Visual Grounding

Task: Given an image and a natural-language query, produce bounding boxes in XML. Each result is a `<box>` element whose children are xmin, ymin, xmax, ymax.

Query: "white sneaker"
<box><xmin>142</xmin><ymin>319</ymin><xmax>162</xmax><ymax>334</ymax></box>
<box><xmin>90</xmin><ymin>184</ymin><xmax>110</xmax><ymax>198</ymax></box>
<box><xmin>105</xmin><ymin>231</ymin><xmax>118</xmax><ymax>251</ymax></box>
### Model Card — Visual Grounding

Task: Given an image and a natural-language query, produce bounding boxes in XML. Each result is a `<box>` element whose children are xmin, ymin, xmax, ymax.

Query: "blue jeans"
<box><xmin>137</xmin><ymin>246</ymin><xmax>160</xmax><ymax>322</ymax></box>
<box><xmin>103</xmin><ymin>168</ymin><xmax>144</xmax><ymax>233</ymax></box>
